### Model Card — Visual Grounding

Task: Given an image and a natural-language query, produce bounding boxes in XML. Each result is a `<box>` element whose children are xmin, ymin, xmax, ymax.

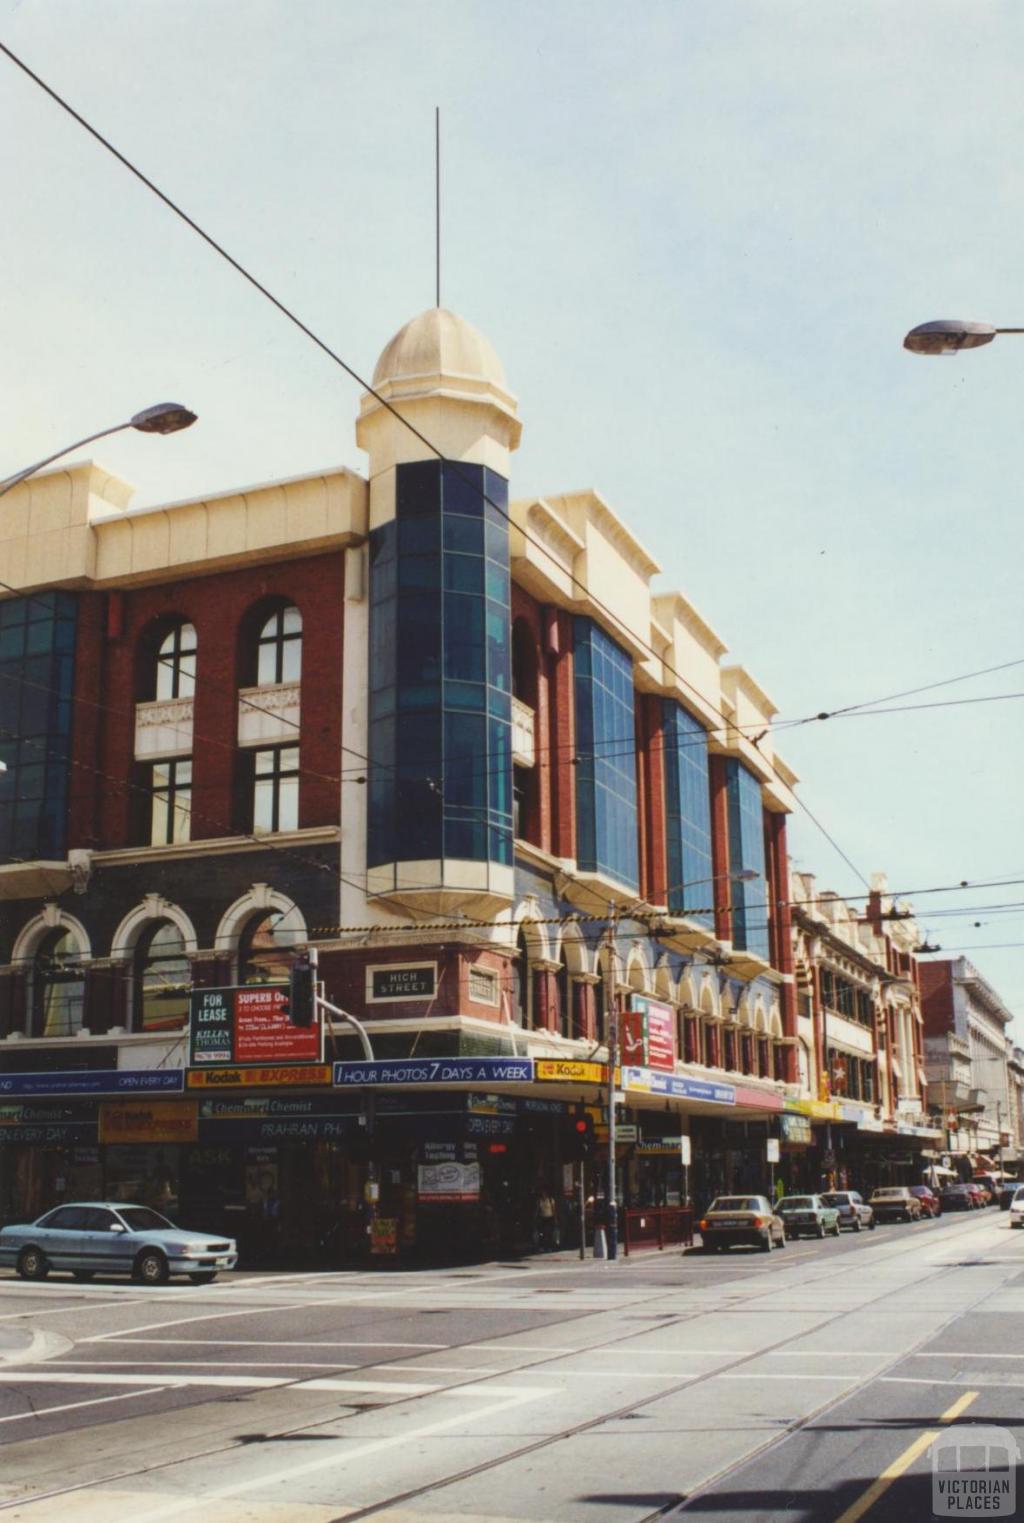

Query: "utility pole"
<box><xmin>604</xmin><ymin>904</ymin><xmax>619</xmax><ymax>1261</ymax></box>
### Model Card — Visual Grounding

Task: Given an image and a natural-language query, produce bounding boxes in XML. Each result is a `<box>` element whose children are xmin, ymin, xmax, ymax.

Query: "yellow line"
<box><xmin>834</xmin><ymin>1391</ymin><xmax>978</xmax><ymax>1523</ymax></box>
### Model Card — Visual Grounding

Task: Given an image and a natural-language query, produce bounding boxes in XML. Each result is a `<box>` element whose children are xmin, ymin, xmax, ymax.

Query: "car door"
<box><xmin>79</xmin><ymin>1208</ymin><xmax>133</xmax><ymax>1274</ymax></box>
<box><xmin>34</xmin><ymin>1206</ymin><xmax>91</xmax><ymax>1269</ymax></box>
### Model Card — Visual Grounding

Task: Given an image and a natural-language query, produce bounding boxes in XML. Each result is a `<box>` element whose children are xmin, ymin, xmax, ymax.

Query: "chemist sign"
<box><xmin>188</xmin><ymin>985</ymin><xmax>321</xmax><ymax>1068</ymax></box>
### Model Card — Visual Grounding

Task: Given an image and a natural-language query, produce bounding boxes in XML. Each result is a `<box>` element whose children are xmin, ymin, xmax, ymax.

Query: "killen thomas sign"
<box><xmin>188</xmin><ymin>986</ymin><xmax>321</xmax><ymax>1068</ymax></box>
<box><xmin>623</xmin><ymin>995</ymin><xmax>677</xmax><ymax>1072</ymax></box>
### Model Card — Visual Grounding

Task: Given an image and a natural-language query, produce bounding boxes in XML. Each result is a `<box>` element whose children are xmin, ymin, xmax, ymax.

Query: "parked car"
<box><xmin>1009</xmin><ymin>1187</ymin><xmax>1024</xmax><ymax>1229</ymax></box>
<box><xmin>973</xmin><ymin>1174</ymin><xmax>1000</xmax><ymax>1206</ymax></box>
<box><xmin>908</xmin><ymin>1185</ymin><xmax>941</xmax><ymax>1219</ymax></box>
<box><xmin>820</xmin><ymin>1190</ymin><xmax>876</xmax><ymax>1231</ymax></box>
<box><xmin>0</xmin><ymin>1203</ymin><xmax>237</xmax><ymax>1285</ymax></box>
<box><xmin>869</xmin><ymin>1187</ymin><xmax>923</xmax><ymax>1223</ymax></box>
<box><xmin>939</xmin><ymin>1184</ymin><xmax>976</xmax><ymax>1212</ymax></box>
<box><xmin>964</xmin><ymin>1182</ymin><xmax>988</xmax><ymax>1209</ymax></box>
<box><xmin>699</xmin><ymin>1195</ymin><xmax>786</xmax><ymax>1253</ymax></box>
<box><xmin>776</xmin><ymin>1194</ymin><xmax>841</xmax><ymax>1239</ymax></box>
<box><xmin>998</xmin><ymin>1180</ymin><xmax>1022</xmax><ymax>1211</ymax></box>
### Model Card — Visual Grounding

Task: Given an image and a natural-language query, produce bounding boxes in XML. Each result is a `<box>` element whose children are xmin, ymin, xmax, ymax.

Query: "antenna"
<box><xmin>435</xmin><ymin>106</ymin><xmax>441</xmax><ymax>309</ymax></box>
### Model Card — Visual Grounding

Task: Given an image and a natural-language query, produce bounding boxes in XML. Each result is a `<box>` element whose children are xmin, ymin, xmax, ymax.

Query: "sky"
<box><xmin>1</xmin><ymin>1</ymin><xmax>1022</xmax><ymax>1034</ymax></box>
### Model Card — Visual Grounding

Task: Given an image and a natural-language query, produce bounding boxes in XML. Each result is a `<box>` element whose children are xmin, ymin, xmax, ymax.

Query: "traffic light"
<box><xmin>282</xmin><ymin>956</ymin><xmax>316</xmax><ymax>1027</ymax></box>
<box><xmin>563</xmin><ymin>1106</ymin><xmax>595</xmax><ymax>1161</ymax></box>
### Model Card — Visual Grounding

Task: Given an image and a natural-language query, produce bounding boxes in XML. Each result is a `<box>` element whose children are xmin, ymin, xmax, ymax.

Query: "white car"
<box><xmin>1009</xmin><ymin>1187</ymin><xmax>1024</xmax><ymax>1229</ymax></box>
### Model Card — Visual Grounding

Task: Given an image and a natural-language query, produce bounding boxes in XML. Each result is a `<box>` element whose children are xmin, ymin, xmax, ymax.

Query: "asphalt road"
<box><xmin>0</xmin><ymin>1209</ymin><xmax>1020</xmax><ymax>1523</ymax></box>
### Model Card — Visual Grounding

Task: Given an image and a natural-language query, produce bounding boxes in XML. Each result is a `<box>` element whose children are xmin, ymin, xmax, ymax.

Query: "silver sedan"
<box><xmin>0</xmin><ymin>1202</ymin><xmax>237</xmax><ymax>1285</ymax></box>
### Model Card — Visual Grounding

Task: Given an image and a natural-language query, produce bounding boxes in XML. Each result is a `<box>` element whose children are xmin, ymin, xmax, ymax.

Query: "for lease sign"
<box><xmin>188</xmin><ymin>986</ymin><xmax>321</xmax><ymax>1068</ymax></box>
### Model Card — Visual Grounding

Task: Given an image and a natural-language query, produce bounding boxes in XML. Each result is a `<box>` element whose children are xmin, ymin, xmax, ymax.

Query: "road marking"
<box><xmin>0</xmin><ymin>1369</ymin><xmax>544</xmax><ymax>1399</ymax></box>
<box><xmin>78</xmin><ymin>1301</ymin><xmax>315</xmax><ymax>1341</ymax></box>
<box><xmin>0</xmin><ymin>1385</ymin><xmax>169</xmax><ymax>1426</ymax></box>
<box><xmin>834</xmin><ymin>1391</ymin><xmax>978</xmax><ymax>1523</ymax></box>
<box><xmin>913</xmin><ymin>1351</ymin><xmax>1024</xmax><ymax>1359</ymax></box>
<box><xmin>90</xmin><ymin>1336</ymin><xmax>449</xmax><ymax>1350</ymax></box>
<box><xmin>0</xmin><ymin>1297</ymin><xmax>150</xmax><ymax>1322</ymax></box>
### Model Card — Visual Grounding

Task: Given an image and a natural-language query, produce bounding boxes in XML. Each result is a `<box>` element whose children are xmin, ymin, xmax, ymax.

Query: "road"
<box><xmin>0</xmin><ymin>1209</ymin><xmax>1020</xmax><ymax>1522</ymax></box>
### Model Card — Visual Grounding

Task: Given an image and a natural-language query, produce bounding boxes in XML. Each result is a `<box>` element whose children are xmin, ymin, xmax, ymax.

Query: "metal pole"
<box><xmin>0</xmin><ymin>420</ymin><xmax>132</xmax><ymax>498</ymax></box>
<box><xmin>605</xmin><ymin>906</ymin><xmax>619</xmax><ymax>1261</ymax></box>
<box><xmin>578</xmin><ymin>1160</ymin><xmax>585</xmax><ymax>1261</ymax></box>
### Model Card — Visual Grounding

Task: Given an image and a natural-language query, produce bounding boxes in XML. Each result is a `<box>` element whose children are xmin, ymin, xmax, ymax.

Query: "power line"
<box><xmin>0</xmin><ymin>39</ymin><xmax>871</xmax><ymax>894</ymax></box>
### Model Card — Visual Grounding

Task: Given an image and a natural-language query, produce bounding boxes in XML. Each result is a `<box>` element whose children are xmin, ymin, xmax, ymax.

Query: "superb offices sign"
<box><xmin>189</xmin><ymin>986</ymin><xmax>321</xmax><ymax>1067</ymax></box>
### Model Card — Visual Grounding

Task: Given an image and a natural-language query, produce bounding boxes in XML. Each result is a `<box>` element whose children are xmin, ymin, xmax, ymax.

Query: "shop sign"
<box><xmin>417</xmin><ymin>1160</ymin><xmax>481</xmax><ymax>1202</ymax></box>
<box><xmin>99</xmin><ymin>1099</ymin><xmax>198</xmax><ymax>1145</ymax></box>
<box><xmin>370</xmin><ymin>1217</ymin><xmax>399</xmax><ymax>1255</ymax></box>
<box><xmin>734</xmin><ymin>1086</ymin><xmax>784</xmax><ymax>1112</ymax></box>
<box><xmin>780</xmin><ymin>1113</ymin><xmax>812</xmax><ymax>1145</ymax></box>
<box><xmin>198</xmin><ymin>1095</ymin><xmax>353</xmax><ymax>1121</ymax></box>
<box><xmin>624</xmin><ymin>996</ymin><xmax>676</xmax><ymax>1071</ymax></box>
<box><xmin>0</xmin><ymin>1101</ymin><xmax>93</xmax><ymax>1127</ymax></box>
<box><xmin>366</xmin><ymin>963</ymin><xmax>437</xmax><ymax>1003</ymax></box>
<box><xmin>0</xmin><ymin>1101</ymin><xmax>97</xmax><ymax>1146</ymax></box>
<box><xmin>0</xmin><ymin>1069</ymin><xmax>184</xmax><ymax>1098</ymax></box>
<box><xmin>536</xmin><ymin>1059</ymin><xmax>606</xmax><ymax>1085</ymax></box>
<box><xmin>623</xmin><ymin>1067</ymin><xmax>735</xmax><ymax>1107</ymax></box>
<box><xmin>187</xmin><ymin>1065</ymin><xmax>332</xmax><ymax>1089</ymax></box>
<box><xmin>766</xmin><ymin>1138</ymin><xmax>781</xmax><ymax>1164</ymax></box>
<box><xmin>635</xmin><ymin>1139</ymin><xmax>682</xmax><ymax>1155</ymax></box>
<box><xmin>467</xmin><ymin>1093</ymin><xmax>517</xmax><ymax>1114</ymax></box>
<box><xmin>189</xmin><ymin>986</ymin><xmax>321</xmax><ymax>1068</ymax></box>
<box><xmin>466</xmin><ymin>1113</ymin><xmax>516</xmax><ymax>1138</ymax></box>
<box><xmin>334</xmin><ymin>1058</ymin><xmax>534</xmax><ymax>1087</ymax></box>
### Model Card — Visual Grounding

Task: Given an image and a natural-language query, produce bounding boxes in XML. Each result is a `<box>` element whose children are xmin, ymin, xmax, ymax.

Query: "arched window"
<box><xmin>238</xmin><ymin>906</ymin><xmax>305</xmax><ymax>984</ymax></box>
<box><xmin>257</xmin><ymin>606</ymin><xmax>302</xmax><ymax>686</ymax></box>
<box><xmin>512</xmin><ymin>929</ymin><xmax>532</xmax><ymax>1026</ymax></box>
<box><xmin>134</xmin><ymin>921</ymin><xmax>190</xmax><ymax>1032</ymax></box>
<box><xmin>33</xmin><ymin>929</ymin><xmax>85</xmax><ymax>1038</ymax></box>
<box><xmin>155</xmin><ymin>622</ymin><xmax>197</xmax><ymax>700</ymax></box>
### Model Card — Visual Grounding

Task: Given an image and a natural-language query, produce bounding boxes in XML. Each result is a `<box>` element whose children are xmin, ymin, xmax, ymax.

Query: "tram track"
<box><xmin>0</xmin><ymin>1212</ymin><xmax>1010</xmax><ymax>1520</ymax></box>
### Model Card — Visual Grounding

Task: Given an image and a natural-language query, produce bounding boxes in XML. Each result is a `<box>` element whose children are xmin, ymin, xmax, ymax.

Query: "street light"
<box><xmin>0</xmin><ymin>402</ymin><xmax>197</xmax><ymax>499</ymax></box>
<box><xmin>903</xmin><ymin>319</ymin><xmax>1024</xmax><ymax>355</ymax></box>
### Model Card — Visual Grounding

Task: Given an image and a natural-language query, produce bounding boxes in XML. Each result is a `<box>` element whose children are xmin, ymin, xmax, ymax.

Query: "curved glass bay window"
<box><xmin>135</xmin><ymin>920</ymin><xmax>190</xmax><ymax>1032</ymax></box>
<box><xmin>367</xmin><ymin>461</ymin><xmax>513</xmax><ymax>877</ymax></box>
<box><xmin>33</xmin><ymin>929</ymin><xmax>85</xmax><ymax>1037</ymax></box>
<box><xmin>573</xmin><ymin>618</ymin><xmax>638</xmax><ymax>891</ymax></box>
<box><xmin>724</xmin><ymin>759</ymin><xmax>770</xmax><ymax>960</ymax></box>
<box><xmin>663</xmin><ymin>700</ymin><xmax>713</xmax><ymax>923</ymax></box>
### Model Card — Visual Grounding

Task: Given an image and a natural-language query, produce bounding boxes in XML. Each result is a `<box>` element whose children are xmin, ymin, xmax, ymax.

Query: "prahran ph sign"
<box><xmin>188</xmin><ymin>985</ymin><xmax>321</xmax><ymax>1068</ymax></box>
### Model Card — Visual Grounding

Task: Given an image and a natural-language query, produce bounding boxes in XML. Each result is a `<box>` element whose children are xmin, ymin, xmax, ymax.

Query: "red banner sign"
<box><xmin>626</xmin><ymin>996</ymin><xmax>677</xmax><ymax>1072</ymax></box>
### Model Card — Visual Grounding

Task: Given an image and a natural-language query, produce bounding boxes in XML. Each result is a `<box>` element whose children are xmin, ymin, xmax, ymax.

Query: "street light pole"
<box><xmin>903</xmin><ymin>319</ymin><xmax>1024</xmax><ymax>356</ymax></box>
<box><xmin>0</xmin><ymin>403</ymin><xmax>197</xmax><ymax>499</ymax></box>
<box><xmin>604</xmin><ymin>904</ymin><xmax>619</xmax><ymax>1262</ymax></box>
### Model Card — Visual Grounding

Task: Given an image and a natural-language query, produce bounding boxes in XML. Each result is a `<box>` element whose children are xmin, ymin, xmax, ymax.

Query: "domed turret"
<box><xmin>372</xmin><ymin>307</ymin><xmax>509</xmax><ymax>392</ymax></box>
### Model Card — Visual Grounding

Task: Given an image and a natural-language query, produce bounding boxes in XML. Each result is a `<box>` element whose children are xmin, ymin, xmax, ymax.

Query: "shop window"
<box><xmin>155</xmin><ymin>622</ymin><xmax>197</xmax><ymax>700</ymax></box>
<box><xmin>150</xmin><ymin>758</ymin><xmax>192</xmax><ymax>845</ymax></box>
<box><xmin>238</xmin><ymin>906</ymin><xmax>304</xmax><ymax>984</ymax></box>
<box><xmin>32</xmin><ymin>928</ymin><xmax>85</xmax><ymax>1038</ymax></box>
<box><xmin>256</xmin><ymin>605</ymin><xmax>302</xmax><ymax>686</ymax></box>
<box><xmin>252</xmin><ymin>745</ymin><xmax>299</xmax><ymax>833</ymax></box>
<box><xmin>134</xmin><ymin>920</ymin><xmax>190</xmax><ymax>1032</ymax></box>
<box><xmin>573</xmin><ymin>618</ymin><xmax>639</xmax><ymax>891</ymax></box>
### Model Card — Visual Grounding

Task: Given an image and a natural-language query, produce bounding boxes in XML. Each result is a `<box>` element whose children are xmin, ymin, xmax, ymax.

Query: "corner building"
<box><xmin>0</xmin><ymin>308</ymin><xmax>802</xmax><ymax>1262</ymax></box>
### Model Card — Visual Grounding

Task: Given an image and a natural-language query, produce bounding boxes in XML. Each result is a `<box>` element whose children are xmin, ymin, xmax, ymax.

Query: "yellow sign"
<box><xmin>536</xmin><ymin>1060</ymin><xmax>607</xmax><ymax>1085</ymax></box>
<box><xmin>187</xmin><ymin>1065</ymin><xmax>332</xmax><ymax>1090</ymax></box>
<box><xmin>99</xmin><ymin>1100</ymin><xmax>198</xmax><ymax>1145</ymax></box>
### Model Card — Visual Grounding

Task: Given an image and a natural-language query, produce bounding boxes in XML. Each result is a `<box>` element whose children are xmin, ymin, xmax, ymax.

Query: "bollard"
<box><xmin>593</xmin><ymin>1227</ymin><xmax>608</xmax><ymax>1260</ymax></box>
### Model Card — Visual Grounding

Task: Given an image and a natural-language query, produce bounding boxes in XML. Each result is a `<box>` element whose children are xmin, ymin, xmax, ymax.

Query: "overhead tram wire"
<box><xmin>0</xmin><ymin>41</ymin><xmax>879</xmax><ymax>895</ymax></box>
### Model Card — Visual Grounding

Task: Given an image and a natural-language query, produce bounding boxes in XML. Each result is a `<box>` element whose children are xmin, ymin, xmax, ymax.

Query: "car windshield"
<box><xmin>709</xmin><ymin>1197</ymin><xmax>761</xmax><ymax>1212</ymax></box>
<box><xmin>820</xmin><ymin>1193</ymin><xmax>848</xmax><ymax>1205</ymax></box>
<box><xmin>779</xmin><ymin>1197</ymin><xmax>815</xmax><ymax>1209</ymax></box>
<box><xmin>116</xmin><ymin>1207</ymin><xmax>175</xmax><ymax>1232</ymax></box>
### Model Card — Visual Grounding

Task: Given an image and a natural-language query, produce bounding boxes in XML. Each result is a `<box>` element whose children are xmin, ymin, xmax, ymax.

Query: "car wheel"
<box><xmin>831</xmin><ymin>1222</ymin><xmax>840</xmax><ymax>1237</ymax></box>
<box><xmin>761</xmin><ymin>1232</ymin><xmax>773</xmax><ymax>1252</ymax></box>
<box><xmin>778</xmin><ymin>1231</ymin><xmax>787</xmax><ymax>1248</ymax></box>
<box><xmin>16</xmin><ymin>1246</ymin><xmax>49</xmax><ymax>1281</ymax></box>
<box><xmin>134</xmin><ymin>1249</ymin><xmax>169</xmax><ymax>1286</ymax></box>
<box><xmin>188</xmin><ymin>1272</ymin><xmax>217</xmax><ymax>1285</ymax></box>
<box><xmin>869</xmin><ymin>1218</ymin><xmax>876</xmax><ymax>1230</ymax></box>
<box><xmin>72</xmin><ymin>1270</ymin><xmax>95</xmax><ymax>1281</ymax></box>
<box><xmin>852</xmin><ymin>1217</ymin><xmax>862</xmax><ymax>1232</ymax></box>
<box><xmin>816</xmin><ymin>1222</ymin><xmax>826</xmax><ymax>1239</ymax></box>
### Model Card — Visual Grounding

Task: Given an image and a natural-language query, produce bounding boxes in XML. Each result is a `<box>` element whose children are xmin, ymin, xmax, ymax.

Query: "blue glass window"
<box><xmin>573</xmin><ymin>618</ymin><xmax>638</xmax><ymax>890</ymax></box>
<box><xmin>366</xmin><ymin>461</ymin><xmax>512</xmax><ymax>869</ymax></box>
<box><xmin>724</xmin><ymin>759</ymin><xmax>770</xmax><ymax>959</ymax></box>
<box><xmin>662</xmin><ymin>701</ymin><xmax>713</xmax><ymax>923</ymax></box>
<box><xmin>0</xmin><ymin>592</ymin><xmax>77</xmax><ymax>864</ymax></box>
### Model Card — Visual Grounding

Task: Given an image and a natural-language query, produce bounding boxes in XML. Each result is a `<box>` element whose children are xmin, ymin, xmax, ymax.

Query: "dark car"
<box><xmin>869</xmin><ymin>1187</ymin><xmax>923</xmax><ymax>1222</ymax></box>
<box><xmin>939</xmin><ymin>1183</ymin><xmax>975</xmax><ymax>1212</ymax></box>
<box><xmin>909</xmin><ymin>1185</ymin><xmax>941</xmax><ymax>1218</ymax></box>
<box><xmin>820</xmin><ymin>1190</ymin><xmax>876</xmax><ymax>1232</ymax></box>
<box><xmin>0</xmin><ymin>1203</ymin><xmax>237</xmax><ymax>1284</ymax></box>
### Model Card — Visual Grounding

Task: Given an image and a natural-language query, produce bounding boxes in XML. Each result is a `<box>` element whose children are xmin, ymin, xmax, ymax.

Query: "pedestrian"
<box><xmin>537</xmin><ymin>1187</ymin><xmax>557</xmax><ymax>1251</ymax></box>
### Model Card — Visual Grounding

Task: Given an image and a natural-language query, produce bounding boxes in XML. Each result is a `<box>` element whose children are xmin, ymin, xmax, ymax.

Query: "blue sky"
<box><xmin>2</xmin><ymin>1</ymin><xmax>1022</xmax><ymax>1031</ymax></box>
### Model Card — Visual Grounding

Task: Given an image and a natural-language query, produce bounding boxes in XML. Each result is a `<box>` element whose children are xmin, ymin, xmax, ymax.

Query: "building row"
<box><xmin>0</xmin><ymin>305</ymin><xmax>1016</xmax><ymax>1261</ymax></box>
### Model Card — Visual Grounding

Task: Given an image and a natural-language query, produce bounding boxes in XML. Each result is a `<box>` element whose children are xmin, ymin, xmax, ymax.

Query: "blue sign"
<box><xmin>334</xmin><ymin>1058</ymin><xmax>534</xmax><ymax>1087</ymax></box>
<box><xmin>624</xmin><ymin>1066</ymin><xmax>735</xmax><ymax>1107</ymax></box>
<box><xmin>0</xmin><ymin>1069</ymin><xmax>185</xmax><ymax>1098</ymax></box>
